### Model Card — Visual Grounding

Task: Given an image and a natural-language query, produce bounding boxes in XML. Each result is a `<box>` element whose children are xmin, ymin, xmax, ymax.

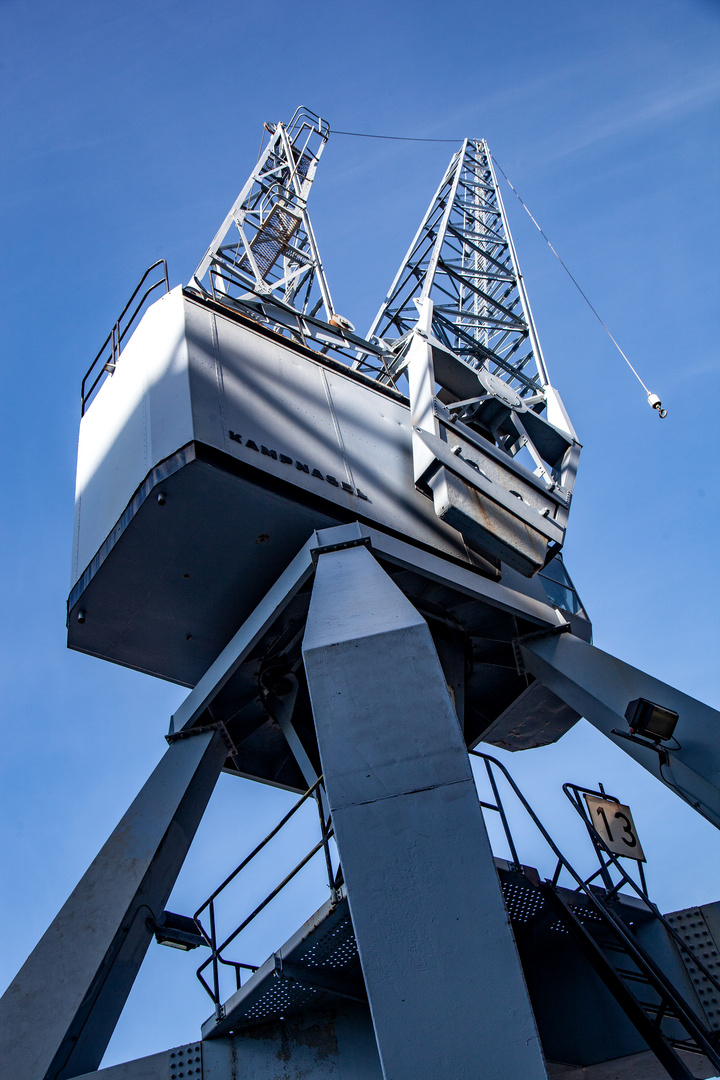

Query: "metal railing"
<box><xmin>470</xmin><ymin>750</ymin><xmax>720</xmax><ymax>1002</ymax></box>
<box><xmin>194</xmin><ymin>776</ymin><xmax>339</xmax><ymax>1014</ymax></box>
<box><xmin>286</xmin><ymin>105</ymin><xmax>329</xmax><ymax>145</ymax></box>
<box><xmin>80</xmin><ymin>259</ymin><xmax>170</xmax><ymax>415</ymax></box>
<box><xmin>561</xmin><ymin>780</ymin><xmax>720</xmax><ymax>999</ymax></box>
<box><xmin>188</xmin><ymin>746</ymin><xmax>719</xmax><ymax>1046</ymax></box>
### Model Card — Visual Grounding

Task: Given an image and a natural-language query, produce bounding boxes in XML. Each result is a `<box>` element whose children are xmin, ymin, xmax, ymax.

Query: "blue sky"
<box><xmin>1</xmin><ymin>0</ymin><xmax>719</xmax><ymax>1068</ymax></box>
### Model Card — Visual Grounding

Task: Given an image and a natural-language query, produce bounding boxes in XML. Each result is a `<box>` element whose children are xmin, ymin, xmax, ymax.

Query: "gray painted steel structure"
<box><xmin>520</xmin><ymin>634</ymin><xmax>720</xmax><ymax>831</ymax></box>
<box><xmin>353</xmin><ymin>137</ymin><xmax>581</xmax><ymax>577</ymax></box>
<box><xmin>192</xmin><ymin>107</ymin><xmax>335</xmax><ymax>321</ymax></box>
<box><xmin>0</xmin><ymin>729</ymin><xmax>227</xmax><ymax>1080</ymax></box>
<box><xmin>356</xmin><ymin>138</ymin><xmax>549</xmax><ymax>392</ymax></box>
<box><xmin>5</xmin><ymin>521</ymin><xmax>720</xmax><ymax>1077</ymax></box>
<box><xmin>301</xmin><ymin>544</ymin><xmax>547</xmax><ymax>1079</ymax></box>
<box><xmin>3</xmin><ymin>109</ymin><xmax>719</xmax><ymax>1079</ymax></box>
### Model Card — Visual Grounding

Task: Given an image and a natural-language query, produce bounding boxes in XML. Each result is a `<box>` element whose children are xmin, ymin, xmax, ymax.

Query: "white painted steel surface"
<box><xmin>72</xmin><ymin>286</ymin><xmax>193</xmax><ymax>586</ymax></box>
<box><xmin>72</xmin><ymin>289</ymin><xmax>542</xmax><ymax>683</ymax></box>
<box><xmin>72</xmin><ymin>288</ymin><xmax>491</xmax><ymax>597</ymax></box>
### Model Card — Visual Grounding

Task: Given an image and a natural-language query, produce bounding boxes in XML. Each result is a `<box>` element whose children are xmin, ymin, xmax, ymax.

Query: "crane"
<box><xmin>1</xmin><ymin>107</ymin><xmax>718</xmax><ymax>1080</ymax></box>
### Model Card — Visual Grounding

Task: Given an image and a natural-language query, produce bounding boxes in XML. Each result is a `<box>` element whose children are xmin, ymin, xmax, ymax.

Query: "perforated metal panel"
<box><xmin>168</xmin><ymin>1042</ymin><xmax>203</xmax><ymax>1079</ymax></box>
<box><xmin>203</xmin><ymin>892</ymin><xmax>362</xmax><ymax>1038</ymax></box>
<box><xmin>255</xmin><ymin>909</ymin><xmax>359</xmax><ymax>1026</ymax></box>
<box><xmin>500</xmin><ymin>876</ymin><xmax>546</xmax><ymax>925</ymax></box>
<box><xmin>666</xmin><ymin>906</ymin><xmax>720</xmax><ymax>1031</ymax></box>
<box><xmin>301</xmin><ymin>911</ymin><xmax>359</xmax><ymax>970</ymax></box>
<box><xmin>204</xmin><ymin>864</ymin><xmax>670</xmax><ymax>1044</ymax></box>
<box><xmin>242</xmin><ymin>978</ymin><xmax>321</xmax><ymax>1025</ymax></box>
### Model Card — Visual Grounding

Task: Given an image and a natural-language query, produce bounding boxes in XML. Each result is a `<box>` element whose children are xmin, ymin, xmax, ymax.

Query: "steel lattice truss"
<box><xmin>189</xmin><ymin>108</ymin><xmax>392</xmax><ymax>371</ymax></box>
<box><xmin>355</xmin><ymin>139</ymin><xmax>549</xmax><ymax>399</ymax></box>
<box><xmin>191</xmin><ymin>108</ymin><xmax>336</xmax><ymax>319</ymax></box>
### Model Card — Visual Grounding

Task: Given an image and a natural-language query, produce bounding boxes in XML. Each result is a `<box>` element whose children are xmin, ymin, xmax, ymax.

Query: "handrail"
<box><xmin>287</xmin><ymin>106</ymin><xmax>329</xmax><ymax>144</ymax></box>
<box><xmin>80</xmin><ymin>259</ymin><xmax>170</xmax><ymax>415</ymax></box>
<box><xmin>194</xmin><ymin>777</ymin><xmax>338</xmax><ymax>1011</ymax></box>
<box><xmin>563</xmin><ymin>780</ymin><xmax>720</xmax><ymax>999</ymax></box>
<box><xmin>470</xmin><ymin>750</ymin><xmax>720</xmax><ymax>1006</ymax></box>
<box><xmin>195</xmin><ymin>776</ymin><xmax>324</xmax><ymax>916</ymax></box>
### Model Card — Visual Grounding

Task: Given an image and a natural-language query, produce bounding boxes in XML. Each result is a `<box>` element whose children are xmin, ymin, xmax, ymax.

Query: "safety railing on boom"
<box><xmin>286</xmin><ymin>105</ymin><xmax>329</xmax><ymax>146</ymax></box>
<box><xmin>80</xmin><ymin>259</ymin><xmax>170</xmax><ymax>415</ymax></box>
<box><xmin>194</xmin><ymin>776</ymin><xmax>340</xmax><ymax>1016</ymax></box>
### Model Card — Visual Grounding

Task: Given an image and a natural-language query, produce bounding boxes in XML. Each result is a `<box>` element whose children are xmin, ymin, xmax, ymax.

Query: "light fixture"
<box><xmin>152</xmin><ymin>910</ymin><xmax>205</xmax><ymax>951</ymax></box>
<box><xmin>624</xmin><ymin>698</ymin><xmax>679</xmax><ymax>744</ymax></box>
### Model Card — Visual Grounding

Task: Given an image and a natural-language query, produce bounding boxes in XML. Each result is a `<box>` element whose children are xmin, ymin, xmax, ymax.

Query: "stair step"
<box><xmin>539</xmin><ymin>880</ymin><xmax>720</xmax><ymax>1078</ymax></box>
<box><xmin>640</xmin><ymin>1001</ymin><xmax>679</xmax><ymax>1019</ymax></box>
<box><xmin>613</xmin><ymin>972</ymin><xmax>651</xmax><ymax>989</ymax></box>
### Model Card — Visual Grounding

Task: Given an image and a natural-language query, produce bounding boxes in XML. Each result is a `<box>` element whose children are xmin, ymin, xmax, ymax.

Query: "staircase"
<box><xmin>191</xmin><ymin>754</ymin><xmax>720</xmax><ymax>1078</ymax></box>
<box><xmin>538</xmin><ymin>880</ymin><xmax>720</xmax><ymax>1080</ymax></box>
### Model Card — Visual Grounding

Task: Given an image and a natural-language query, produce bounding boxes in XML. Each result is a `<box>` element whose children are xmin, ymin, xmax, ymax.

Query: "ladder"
<box><xmin>540</xmin><ymin>881</ymin><xmax>720</xmax><ymax>1079</ymax></box>
<box><xmin>471</xmin><ymin>749</ymin><xmax>720</xmax><ymax>1079</ymax></box>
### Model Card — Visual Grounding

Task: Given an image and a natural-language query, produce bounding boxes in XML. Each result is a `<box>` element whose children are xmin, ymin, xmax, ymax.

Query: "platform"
<box><xmin>202</xmin><ymin>889</ymin><xmax>363</xmax><ymax>1039</ymax></box>
<box><xmin>199</xmin><ymin>857</ymin><xmax>716</xmax><ymax>1075</ymax></box>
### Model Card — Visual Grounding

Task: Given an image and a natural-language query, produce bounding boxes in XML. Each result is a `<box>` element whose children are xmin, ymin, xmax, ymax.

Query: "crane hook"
<box><xmin>647</xmin><ymin>393</ymin><xmax>667</xmax><ymax>419</ymax></box>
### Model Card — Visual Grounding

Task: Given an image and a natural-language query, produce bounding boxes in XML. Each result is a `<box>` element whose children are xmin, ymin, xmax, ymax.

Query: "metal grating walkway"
<box><xmin>202</xmin><ymin>860</ymin><xmax>641</xmax><ymax>1038</ymax></box>
<box><xmin>201</xmin><ymin>858</ymin><xmax>719</xmax><ymax>1080</ymax></box>
<box><xmin>202</xmin><ymin>889</ymin><xmax>363</xmax><ymax>1039</ymax></box>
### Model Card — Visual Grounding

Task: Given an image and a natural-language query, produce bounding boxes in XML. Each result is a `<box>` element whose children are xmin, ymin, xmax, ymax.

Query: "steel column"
<box><xmin>520</xmin><ymin>632</ymin><xmax>720</xmax><ymax>830</ymax></box>
<box><xmin>302</xmin><ymin>544</ymin><xmax>547</xmax><ymax>1080</ymax></box>
<box><xmin>0</xmin><ymin>728</ymin><xmax>227</xmax><ymax>1080</ymax></box>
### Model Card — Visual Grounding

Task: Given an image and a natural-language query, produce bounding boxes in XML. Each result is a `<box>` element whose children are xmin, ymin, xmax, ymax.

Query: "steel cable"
<box><xmin>327</xmin><ymin>128</ymin><xmax>667</xmax><ymax>417</ymax></box>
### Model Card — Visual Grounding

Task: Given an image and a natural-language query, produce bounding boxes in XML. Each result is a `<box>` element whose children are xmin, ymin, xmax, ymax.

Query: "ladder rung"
<box><xmin>614</xmin><ymin>968</ymin><xmax>651</xmax><ymax>982</ymax></box>
<box><xmin>671</xmin><ymin>1039</ymin><xmax>711</xmax><ymax>1052</ymax></box>
<box><xmin>539</xmin><ymin>881</ymin><xmax>720</xmax><ymax>1073</ymax></box>
<box><xmin>639</xmin><ymin>1002</ymin><xmax>679</xmax><ymax>1019</ymax></box>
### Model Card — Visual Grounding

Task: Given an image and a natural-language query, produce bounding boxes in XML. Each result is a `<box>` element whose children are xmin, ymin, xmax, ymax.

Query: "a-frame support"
<box><xmin>0</xmin><ymin>729</ymin><xmax>227</xmax><ymax>1080</ymax></box>
<box><xmin>5</xmin><ymin>525</ymin><xmax>720</xmax><ymax>1079</ymax></box>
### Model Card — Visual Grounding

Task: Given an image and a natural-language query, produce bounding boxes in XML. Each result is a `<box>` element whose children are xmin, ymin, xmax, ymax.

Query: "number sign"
<box><xmin>583</xmin><ymin>795</ymin><xmax>646</xmax><ymax>862</ymax></box>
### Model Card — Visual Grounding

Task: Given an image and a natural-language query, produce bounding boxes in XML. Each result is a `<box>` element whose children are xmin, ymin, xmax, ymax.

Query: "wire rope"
<box><xmin>490</xmin><ymin>155</ymin><xmax>665</xmax><ymax>416</ymax></box>
<box><xmin>329</xmin><ymin>129</ymin><xmax>460</xmax><ymax>143</ymax></box>
<box><xmin>327</xmin><ymin>127</ymin><xmax>667</xmax><ymax>417</ymax></box>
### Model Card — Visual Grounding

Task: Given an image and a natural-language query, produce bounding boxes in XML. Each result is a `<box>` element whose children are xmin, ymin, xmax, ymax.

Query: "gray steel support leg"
<box><xmin>302</xmin><ymin>545</ymin><xmax>547</xmax><ymax>1080</ymax></box>
<box><xmin>520</xmin><ymin>632</ymin><xmax>720</xmax><ymax>830</ymax></box>
<box><xmin>0</xmin><ymin>728</ymin><xmax>227</xmax><ymax>1080</ymax></box>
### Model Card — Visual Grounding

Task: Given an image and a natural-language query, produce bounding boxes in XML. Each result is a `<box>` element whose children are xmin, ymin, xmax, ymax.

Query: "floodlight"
<box><xmin>152</xmin><ymin>910</ymin><xmax>205</xmax><ymax>951</ymax></box>
<box><xmin>624</xmin><ymin>698</ymin><xmax>679</xmax><ymax>743</ymax></box>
